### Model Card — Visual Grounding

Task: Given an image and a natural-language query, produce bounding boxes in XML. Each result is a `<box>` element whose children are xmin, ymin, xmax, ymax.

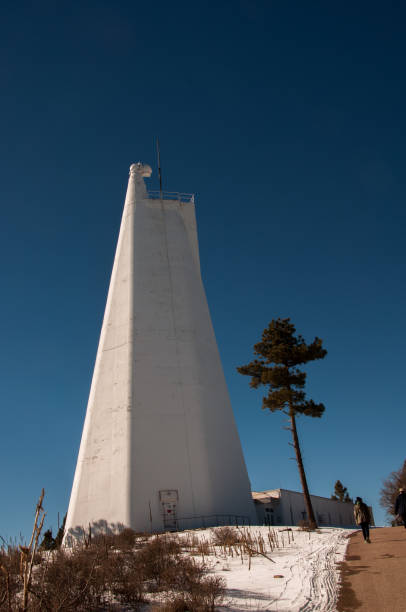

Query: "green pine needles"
<box><xmin>237</xmin><ymin>318</ymin><xmax>326</xmax><ymax>417</ymax></box>
<box><xmin>331</xmin><ymin>480</ymin><xmax>352</xmax><ymax>503</ymax></box>
<box><xmin>238</xmin><ymin>317</ymin><xmax>327</xmax><ymax>529</ymax></box>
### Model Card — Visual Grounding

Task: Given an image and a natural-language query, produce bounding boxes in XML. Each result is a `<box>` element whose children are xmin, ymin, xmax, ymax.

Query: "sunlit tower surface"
<box><xmin>65</xmin><ymin>163</ymin><xmax>255</xmax><ymax>538</ymax></box>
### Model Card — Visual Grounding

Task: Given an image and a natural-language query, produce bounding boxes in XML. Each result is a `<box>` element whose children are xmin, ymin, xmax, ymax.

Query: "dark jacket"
<box><xmin>354</xmin><ymin>501</ymin><xmax>370</xmax><ymax>525</ymax></box>
<box><xmin>395</xmin><ymin>492</ymin><xmax>406</xmax><ymax>516</ymax></box>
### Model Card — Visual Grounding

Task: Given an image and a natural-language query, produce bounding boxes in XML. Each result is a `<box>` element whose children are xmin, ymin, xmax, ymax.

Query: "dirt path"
<box><xmin>337</xmin><ymin>526</ymin><xmax>406</xmax><ymax>612</ymax></box>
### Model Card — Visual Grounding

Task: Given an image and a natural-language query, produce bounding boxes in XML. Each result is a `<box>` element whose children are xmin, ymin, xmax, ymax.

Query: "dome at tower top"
<box><xmin>129</xmin><ymin>162</ymin><xmax>152</xmax><ymax>178</ymax></box>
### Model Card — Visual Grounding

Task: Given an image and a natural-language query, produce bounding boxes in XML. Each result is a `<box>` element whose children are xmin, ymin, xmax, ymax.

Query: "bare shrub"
<box><xmin>211</xmin><ymin>527</ymin><xmax>240</xmax><ymax>547</ymax></box>
<box><xmin>189</xmin><ymin>575</ymin><xmax>225</xmax><ymax>610</ymax></box>
<box><xmin>113</xmin><ymin>528</ymin><xmax>137</xmax><ymax>550</ymax></box>
<box><xmin>163</xmin><ymin>556</ymin><xmax>206</xmax><ymax>593</ymax></box>
<box><xmin>181</xmin><ymin>533</ymin><xmax>200</xmax><ymax>550</ymax></box>
<box><xmin>104</xmin><ymin>528</ymin><xmax>139</xmax><ymax>551</ymax></box>
<box><xmin>136</xmin><ymin>533</ymin><xmax>223</xmax><ymax>608</ymax></box>
<box><xmin>153</xmin><ymin>597</ymin><xmax>191</xmax><ymax>612</ymax></box>
<box><xmin>136</xmin><ymin>536</ymin><xmax>182</xmax><ymax>591</ymax></box>
<box><xmin>0</xmin><ymin>545</ymin><xmax>21</xmax><ymax>610</ymax></box>
<box><xmin>102</xmin><ymin>549</ymin><xmax>144</xmax><ymax>608</ymax></box>
<box><xmin>380</xmin><ymin>460</ymin><xmax>406</xmax><ymax>521</ymax></box>
<box><xmin>91</xmin><ymin>527</ymin><xmax>139</xmax><ymax>555</ymax></box>
<box><xmin>157</xmin><ymin>575</ymin><xmax>225</xmax><ymax>611</ymax></box>
<box><xmin>29</xmin><ymin>548</ymin><xmax>106</xmax><ymax>611</ymax></box>
<box><xmin>26</xmin><ymin>539</ymin><xmax>146</xmax><ymax>611</ymax></box>
<box><xmin>3</xmin><ymin>511</ymin><xmax>224</xmax><ymax>611</ymax></box>
<box><xmin>197</xmin><ymin>540</ymin><xmax>212</xmax><ymax>557</ymax></box>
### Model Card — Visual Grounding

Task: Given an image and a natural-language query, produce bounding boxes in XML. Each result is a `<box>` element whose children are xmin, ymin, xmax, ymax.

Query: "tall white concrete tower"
<box><xmin>65</xmin><ymin>163</ymin><xmax>255</xmax><ymax>538</ymax></box>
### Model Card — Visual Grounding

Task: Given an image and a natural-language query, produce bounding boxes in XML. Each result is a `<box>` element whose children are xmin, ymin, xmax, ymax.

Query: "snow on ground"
<box><xmin>180</xmin><ymin>525</ymin><xmax>354</xmax><ymax>612</ymax></box>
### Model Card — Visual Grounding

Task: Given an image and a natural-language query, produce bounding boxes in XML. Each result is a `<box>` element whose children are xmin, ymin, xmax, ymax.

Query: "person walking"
<box><xmin>394</xmin><ymin>487</ymin><xmax>406</xmax><ymax>528</ymax></box>
<box><xmin>354</xmin><ymin>497</ymin><xmax>371</xmax><ymax>543</ymax></box>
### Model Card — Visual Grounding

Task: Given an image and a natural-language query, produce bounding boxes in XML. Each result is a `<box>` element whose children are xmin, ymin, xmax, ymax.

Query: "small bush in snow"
<box><xmin>211</xmin><ymin>526</ymin><xmax>241</xmax><ymax>547</ymax></box>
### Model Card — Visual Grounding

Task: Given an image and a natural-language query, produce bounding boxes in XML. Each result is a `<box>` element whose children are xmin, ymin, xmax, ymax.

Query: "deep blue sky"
<box><xmin>1</xmin><ymin>0</ymin><xmax>405</xmax><ymax>539</ymax></box>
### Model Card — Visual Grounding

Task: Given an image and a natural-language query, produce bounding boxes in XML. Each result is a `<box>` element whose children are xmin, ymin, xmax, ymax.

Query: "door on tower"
<box><xmin>159</xmin><ymin>490</ymin><xmax>179</xmax><ymax>530</ymax></box>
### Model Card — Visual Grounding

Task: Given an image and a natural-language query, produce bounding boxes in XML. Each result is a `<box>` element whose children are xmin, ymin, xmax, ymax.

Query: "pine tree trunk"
<box><xmin>289</xmin><ymin>408</ymin><xmax>317</xmax><ymax>529</ymax></box>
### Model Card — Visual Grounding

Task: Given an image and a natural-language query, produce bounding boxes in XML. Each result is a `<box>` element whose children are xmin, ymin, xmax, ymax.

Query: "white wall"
<box><xmin>279</xmin><ymin>490</ymin><xmax>356</xmax><ymax>527</ymax></box>
<box><xmin>65</xmin><ymin>165</ymin><xmax>255</xmax><ymax>540</ymax></box>
<box><xmin>255</xmin><ymin>489</ymin><xmax>360</xmax><ymax>528</ymax></box>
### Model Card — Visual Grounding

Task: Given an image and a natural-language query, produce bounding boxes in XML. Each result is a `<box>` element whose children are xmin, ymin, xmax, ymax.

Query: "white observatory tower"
<box><xmin>65</xmin><ymin>163</ymin><xmax>255</xmax><ymax>538</ymax></box>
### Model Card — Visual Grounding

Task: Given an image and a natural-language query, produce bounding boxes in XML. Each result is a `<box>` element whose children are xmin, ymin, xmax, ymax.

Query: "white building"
<box><xmin>253</xmin><ymin>489</ymin><xmax>374</xmax><ymax>528</ymax></box>
<box><xmin>64</xmin><ymin>163</ymin><xmax>256</xmax><ymax>540</ymax></box>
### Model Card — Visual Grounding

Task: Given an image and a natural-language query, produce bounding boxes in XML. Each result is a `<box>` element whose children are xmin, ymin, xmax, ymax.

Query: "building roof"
<box><xmin>252</xmin><ymin>488</ymin><xmax>356</xmax><ymax>505</ymax></box>
<box><xmin>251</xmin><ymin>490</ymin><xmax>281</xmax><ymax>503</ymax></box>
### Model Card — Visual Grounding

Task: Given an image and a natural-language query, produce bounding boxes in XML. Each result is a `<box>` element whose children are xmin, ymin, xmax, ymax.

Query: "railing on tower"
<box><xmin>148</xmin><ymin>191</ymin><xmax>195</xmax><ymax>204</ymax></box>
<box><xmin>165</xmin><ymin>514</ymin><xmax>251</xmax><ymax>532</ymax></box>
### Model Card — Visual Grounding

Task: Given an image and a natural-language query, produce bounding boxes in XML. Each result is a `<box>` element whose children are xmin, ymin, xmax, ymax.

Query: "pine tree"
<box><xmin>331</xmin><ymin>480</ymin><xmax>352</xmax><ymax>503</ymax></box>
<box><xmin>40</xmin><ymin>529</ymin><xmax>56</xmax><ymax>551</ymax></box>
<box><xmin>380</xmin><ymin>460</ymin><xmax>406</xmax><ymax>521</ymax></box>
<box><xmin>237</xmin><ymin>318</ymin><xmax>327</xmax><ymax>530</ymax></box>
<box><xmin>54</xmin><ymin>514</ymin><xmax>66</xmax><ymax>548</ymax></box>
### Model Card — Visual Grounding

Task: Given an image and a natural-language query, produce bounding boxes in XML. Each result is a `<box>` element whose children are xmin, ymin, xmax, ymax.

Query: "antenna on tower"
<box><xmin>156</xmin><ymin>137</ymin><xmax>163</xmax><ymax>199</ymax></box>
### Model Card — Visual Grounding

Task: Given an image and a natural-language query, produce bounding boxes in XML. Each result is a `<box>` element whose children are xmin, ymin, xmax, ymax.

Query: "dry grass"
<box><xmin>3</xmin><ymin>489</ymin><xmax>298</xmax><ymax>611</ymax></box>
<box><xmin>0</xmin><ymin>545</ymin><xmax>21</xmax><ymax>610</ymax></box>
<box><xmin>0</xmin><ymin>530</ymin><xmax>226</xmax><ymax>611</ymax></box>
